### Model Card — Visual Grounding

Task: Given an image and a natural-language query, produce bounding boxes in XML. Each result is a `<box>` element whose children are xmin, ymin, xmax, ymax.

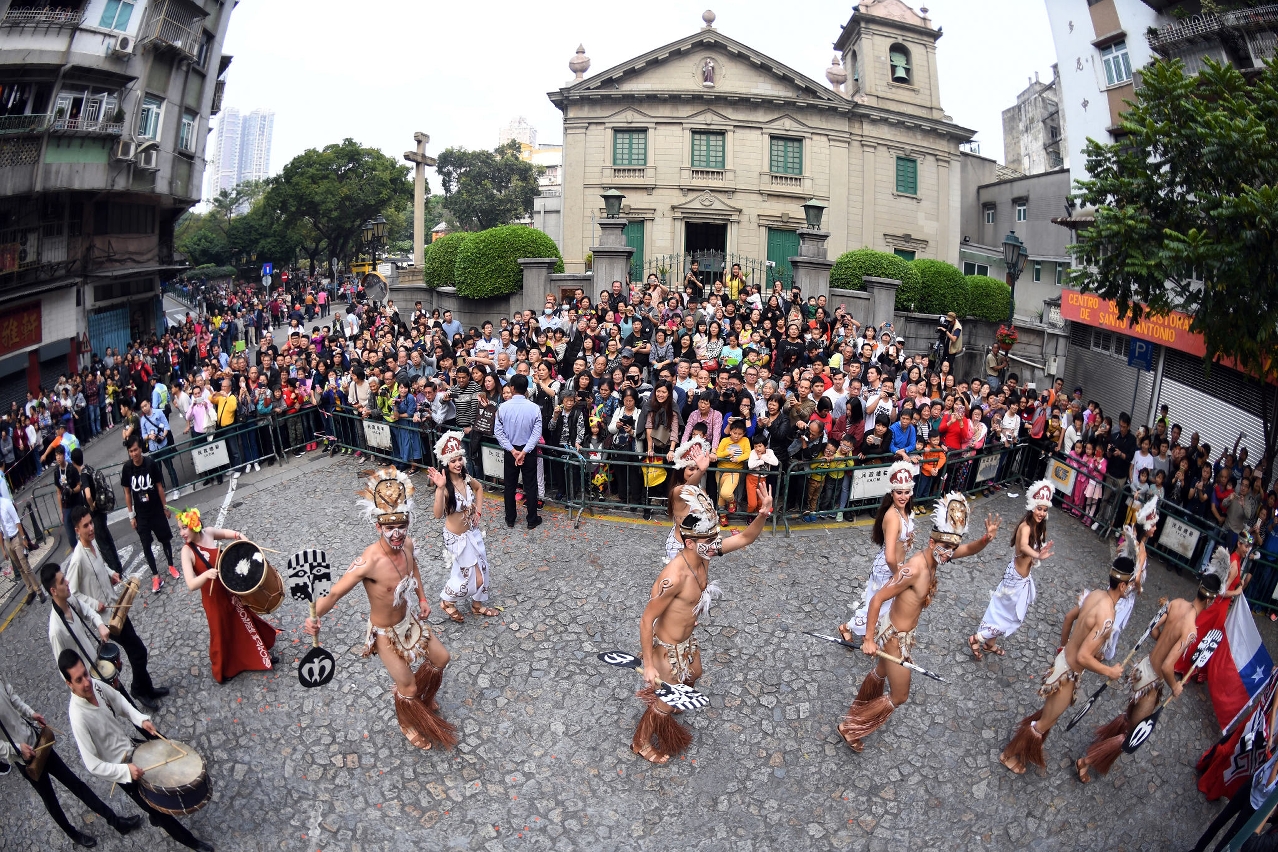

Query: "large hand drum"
<box><xmin>217</xmin><ymin>540</ymin><xmax>284</xmax><ymax>614</ymax></box>
<box><xmin>133</xmin><ymin>739</ymin><xmax>211</xmax><ymax>815</ymax></box>
<box><xmin>286</xmin><ymin>549</ymin><xmax>335</xmax><ymax>689</ymax></box>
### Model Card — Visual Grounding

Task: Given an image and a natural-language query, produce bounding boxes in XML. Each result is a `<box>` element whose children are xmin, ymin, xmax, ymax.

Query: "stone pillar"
<box><xmin>403</xmin><ymin>132</ymin><xmax>436</xmax><ymax>269</ymax></box>
<box><xmin>788</xmin><ymin>228</ymin><xmax>834</xmax><ymax>302</ymax></box>
<box><xmin>591</xmin><ymin>219</ymin><xmax>634</xmax><ymax>296</ymax></box>
<box><xmin>863</xmin><ymin>276</ymin><xmax>900</xmax><ymax>331</ymax></box>
<box><xmin>518</xmin><ymin>258</ymin><xmax>559</xmax><ymax>311</ymax></box>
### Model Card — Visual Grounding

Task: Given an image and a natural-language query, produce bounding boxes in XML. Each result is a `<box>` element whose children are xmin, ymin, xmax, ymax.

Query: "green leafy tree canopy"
<box><xmin>436</xmin><ymin>140</ymin><xmax>541</xmax><ymax>231</ymax></box>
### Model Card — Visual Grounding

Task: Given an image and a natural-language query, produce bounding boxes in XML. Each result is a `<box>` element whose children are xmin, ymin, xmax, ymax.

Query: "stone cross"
<box><xmin>403</xmin><ymin>132</ymin><xmax>437</xmax><ymax>268</ymax></box>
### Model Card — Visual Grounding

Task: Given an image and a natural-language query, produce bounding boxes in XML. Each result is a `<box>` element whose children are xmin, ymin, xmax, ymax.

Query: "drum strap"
<box><xmin>53</xmin><ymin>600</ymin><xmax>108</xmax><ymax>683</ymax></box>
<box><xmin>0</xmin><ymin>715</ymin><xmax>25</xmax><ymax>770</ymax></box>
<box><xmin>187</xmin><ymin>543</ymin><xmax>215</xmax><ymax>575</ymax></box>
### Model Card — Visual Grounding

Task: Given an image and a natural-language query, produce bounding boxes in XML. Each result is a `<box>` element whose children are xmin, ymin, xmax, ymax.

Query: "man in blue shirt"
<box><xmin>441</xmin><ymin>310</ymin><xmax>463</xmax><ymax>341</ymax></box>
<box><xmin>494</xmin><ymin>374</ymin><xmax>543</xmax><ymax>530</ymax></box>
<box><xmin>138</xmin><ymin>400</ymin><xmax>180</xmax><ymax>494</ymax></box>
<box><xmin>888</xmin><ymin>408</ymin><xmax>918</xmax><ymax>461</ymax></box>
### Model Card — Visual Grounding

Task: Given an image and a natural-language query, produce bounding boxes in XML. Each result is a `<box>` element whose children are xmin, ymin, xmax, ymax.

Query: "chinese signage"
<box><xmin>850</xmin><ymin>462</ymin><xmax>920</xmax><ymax>501</ymax></box>
<box><xmin>1059</xmin><ymin>288</ymin><xmax>1205</xmax><ymax>358</ymax></box>
<box><xmin>974</xmin><ymin>453</ymin><xmax>1003</xmax><ymax>484</ymax></box>
<box><xmin>0</xmin><ymin>301</ymin><xmax>41</xmax><ymax>358</ymax></box>
<box><xmin>192</xmin><ymin>440</ymin><xmax>230</xmax><ymax>474</ymax></box>
<box><xmin>1158</xmin><ymin>516</ymin><xmax>1202</xmax><ymax>561</ymax></box>
<box><xmin>362</xmin><ymin>421</ymin><xmax>392</xmax><ymax>451</ymax></box>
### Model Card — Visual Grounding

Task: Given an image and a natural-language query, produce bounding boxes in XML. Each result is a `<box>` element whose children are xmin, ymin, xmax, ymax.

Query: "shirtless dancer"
<box><xmin>664</xmin><ymin>437</ymin><xmax>712</xmax><ymax>562</ymax></box>
<box><xmin>305</xmin><ymin>468</ymin><xmax>456</xmax><ymax>750</ymax></box>
<box><xmin>839</xmin><ymin>492</ymin><xmax>1000</xmax><ymax>752</ymax></box>
<box><xmin>839</xmin><ymin>461</ymin><xmax>915</xmax><ymax>642</ymax></box>
<box><xmin>969</xmin><ymin>479</ymin><xmax>1054</xmax><ymax>659</ymax></box>
<box><xmin>1076</xmin><ymin>571</ymin><xmax>1221</xmax><ymax>782</ymax></box>
<box><xmin>999</xmin><ymin>561</ymin><xmax>1131</xmax><ymax>774</ymax></box>
<box><xmin>634</xmin><ymin>480</ymin><xmax>773</xmax><ymax>764</ymax></box>
<box><xmin>429</xmin><ymin>431</ymin><xmax>498</xmax><ymax>623</ymax></box>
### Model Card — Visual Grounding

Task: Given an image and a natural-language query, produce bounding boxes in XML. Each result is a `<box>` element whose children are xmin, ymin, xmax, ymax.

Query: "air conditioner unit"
<box><xmin>111</xmin><ymin>34</ymin><xmax>133</xmax><ymax>56</ymax></box>
<box><xmin>137</xmin><ymin>148</ymin><xmax>159</xmax><ymax>170</ymax></box>
<box><xmin>113</xmin><ymin>139</ymin><xmax>136</xmax><ymax>161</ymax></box>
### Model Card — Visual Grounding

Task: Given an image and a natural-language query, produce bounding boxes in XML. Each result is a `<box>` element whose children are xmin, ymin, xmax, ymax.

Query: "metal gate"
<box><xmin>87</xmin><ymin>305</ymin><xmax>130</xmax><ymax>358</ymax></box>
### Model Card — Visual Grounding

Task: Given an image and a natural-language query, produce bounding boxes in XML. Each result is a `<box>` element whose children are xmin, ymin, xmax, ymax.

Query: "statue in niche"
<box><xmin>701</xmin><ymin>58</ymin><xmax>715</xmax><ymax>87</ymax></box>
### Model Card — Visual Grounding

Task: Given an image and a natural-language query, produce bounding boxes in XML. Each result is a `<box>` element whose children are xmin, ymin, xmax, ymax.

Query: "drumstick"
<box><xmin>154</xmin><ymin>732</ymin><xmax>188</xmax><ymax>757</ymax></box>
<box><xmin>138</xmin><ymin>753</ymin><xmax>187</xmax><ymax>772</ymax></box>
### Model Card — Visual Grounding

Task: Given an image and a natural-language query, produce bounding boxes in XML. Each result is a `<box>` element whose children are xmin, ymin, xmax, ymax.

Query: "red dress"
<box><xmin>189</xmin><ymin>543</ymin><xmax>277</xmax><ymax>683</ymax></box>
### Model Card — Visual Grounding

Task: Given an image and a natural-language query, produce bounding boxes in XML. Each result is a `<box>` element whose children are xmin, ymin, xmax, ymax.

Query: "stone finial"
<box><xmin>825</xmin><ymin>55</ymin><xmax>847</xmax><ymax>92</ymax></box>
<box><xmin>569</xmin><ymin>44</ymin><xmax>590</xmax><ymax>80</ymax></box>
<box><xmin>702</xmin><ymin>9</ymin><xmax>716</xmax><ymax>28</ymax></box>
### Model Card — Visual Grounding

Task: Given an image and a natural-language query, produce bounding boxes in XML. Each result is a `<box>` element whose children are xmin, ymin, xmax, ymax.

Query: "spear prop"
<box><xmin>802</xmin><ymin>631</ymin><xmax>947</xmax><ymax>683</ymax></box>
<box><xmin>1065</xmin><ymin>600</ymin><xmax>1169</xmax><ymax>732</ymax></box>
<box><xmin>1122</xmin><ymin>628</ymin><xmax>1223</xmax><ymax>754</ymax></box>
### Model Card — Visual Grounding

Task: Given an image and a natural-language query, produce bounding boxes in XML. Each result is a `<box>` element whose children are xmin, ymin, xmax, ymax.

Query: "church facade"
<box><xmin>548</xmin><ymin>0</ymin><xmax>974</xmax><ymax>286</ymax></box>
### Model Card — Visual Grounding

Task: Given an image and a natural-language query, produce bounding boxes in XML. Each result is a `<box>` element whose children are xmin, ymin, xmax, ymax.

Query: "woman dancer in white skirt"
<box><xmin>839</xmin><ymin>461</ymin><xmax>916</xmax><ymax>641</ymax></box>
<box><xmin>968</xmin><ymin>479</ymin><xmax>1055</xmax><ymax>659</ymax></box>
<box><xmin>428</xmin><ymin>431</ymin><xmax>498</xmax><ymax>623</ymax></box>
<box><xmin>1101</xmin><ymin>497</ymin><xmax>1157</xmax><ymax>660</ymax></box>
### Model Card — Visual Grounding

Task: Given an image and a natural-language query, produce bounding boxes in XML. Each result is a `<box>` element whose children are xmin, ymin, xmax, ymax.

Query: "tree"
<box><xmin>912</xmin><ymin>259</ymin><xmax>970</xmax><ymax>316</ymax></box>
<box><xmin>829</xmin><ymin>249</ymin><xmax>922</xmax><ymax>310</ymax></box>
<box><xmin>1070</xmin><ymin>56</ymin><xmax>1278</xmax><ymax>477</ymax></box>
<box><xmin>454</xmin><ymin>225</ymin><xmax>563</xmax><ymax>298</ymax></box>
<box><xmin>266</xmin><ymin>139</ymin><xmax>412</xmax><ymax>273</ymax></box>
<box><xmin>436</xmin><ymin>139</ymin><xmax>541</xmax><ymax>231</ymax></box>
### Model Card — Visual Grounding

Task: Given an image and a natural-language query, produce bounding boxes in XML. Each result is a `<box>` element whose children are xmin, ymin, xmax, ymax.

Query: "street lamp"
<box><xmin>801</xmin><ymin>198</ymin><xmax>827</xmax><ymax>230</ymax></box>
<box><xmin>601</xmin><ymin>189</ymin><xmax>625</xmax><ymax>218</ymax></box>
<box><xmin>362</xmin><ymin>214</ymin><xmax>388</xmax><ymax>270</ymax></box>
<box><xmin>1002</xmin><ymin>230</ymin><xmax>1027</xmax><ymax>324</ymax></box>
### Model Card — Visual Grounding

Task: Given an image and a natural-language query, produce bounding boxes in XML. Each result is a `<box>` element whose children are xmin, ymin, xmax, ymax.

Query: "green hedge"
<box><xmin>967</xmin><ymin>275</ymin><xmax>1013</xmax><ymax>322</ymax></box>
<box><xmin>181</xmin><ymin>264</ymin><xmax>238</xmax><ymax>280</ymax></box>
<box><xmin>454</xmin><ymin>225</ymin><xmax>564</xmax><ymax>299</ymax></box>
<box><xmin>423</xmin><ymin>232</ymin><xmax>469</xmax><ymax>289</ymax></box>
<box><xmin>912</xmin><ymin>259</ymin><xmax>971</xmax><ymax>317</ymax></box>
<box><xmin>828</xmin><ymin>249</ymin><xmax>923</xmax><ymax>311</ymax></box>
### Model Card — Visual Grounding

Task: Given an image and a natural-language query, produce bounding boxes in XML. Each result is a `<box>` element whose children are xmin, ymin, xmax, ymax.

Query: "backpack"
<box><xmin>83</xmin><ymin>463</ymin><xmax>116</xmax><ymax>513</ymax></box>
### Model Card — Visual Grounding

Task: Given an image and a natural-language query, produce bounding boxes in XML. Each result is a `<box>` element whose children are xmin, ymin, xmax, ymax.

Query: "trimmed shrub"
<box><xmin>913</xmin><ymin>259</ymin><xmax>971</xmax><ymax>317</ymax></box>
<box><xmin>968</xmin><ymin>275</ymin><xmax>1013</xmax><ymax>322</ymax></box>
<box><xmin>454</xmin><ymin>225</ymin><xmax>564</xmax><ymax>299</ymax></box>
<box><xmin>423</xmin><ymin>231</ymin><xmax>470</xmax><ymax>289</ymax></box>
<box><xmin>828</xmin><ymin>248</ymin><xmax>922</xmax><ymax>311</ymax></box>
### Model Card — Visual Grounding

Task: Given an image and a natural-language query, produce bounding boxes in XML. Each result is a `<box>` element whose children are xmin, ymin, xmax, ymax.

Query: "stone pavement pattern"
<box><xmin>0</xmin><ymin>456</ymin><xmax>1266</xmax><ymax>851</ymax></box>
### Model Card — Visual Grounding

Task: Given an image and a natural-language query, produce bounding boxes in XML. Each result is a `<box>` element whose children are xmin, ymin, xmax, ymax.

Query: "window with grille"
<box><xmin>769</xmin><ymin>136</ymin><xmax>802</xmax><ymax>175</ymax></box>
<box><xmin>612</xmin><ymin>129</ymin><xmax>647</xmax><ymax>167</ymax></box>
<box><xmin>1089</xmin><ymin>328</ymin><xmax>1128</xmax><ymax>357</ymax></box>
<box><xmin>178</xmin><ymin>112</ymin><xmax>196</xmax><ymax>152</ymax></box>
<box><xmin>137</xmin><ymin>95</ymin><xmax>162</xmax><ymax>140</ymax></box>
<box><xmin>1101</xmin><ymin>41</ymin><xmax>1133</xmax><ymax>86</ymax></box>
<box><xmin>691</xmin><ymin>131</ymin><xmax>725</xmax><ymax>169</ymax></box>
<box><xmin>963</xmin><ymin>262</ymin><xmax>990</xmax><ymax>277</ymax></box>
<box><xmin>895</xmin><ymin>156</ymin><xmax>918</xmax><ymax>195</ymax></box>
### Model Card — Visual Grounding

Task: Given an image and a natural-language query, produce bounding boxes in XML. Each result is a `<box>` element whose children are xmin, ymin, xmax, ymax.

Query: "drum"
<box><xmin>133</xmin><ymin>739</ymin><xmax>211</xmax><ymax>815</ymax></box>
<box><xmin>93</xmin><ymin>642</ymin><xmax>122</xmax><ymax>683</ymax></box>
<box><xmin>23</xmin><ymin>725</ymin><xmax>54</xmax><ymax>782</ymax></box>
<box><xmin>217</xmin><ymin>540</ymin><xmax>284</xmax><ymax>614</ymax></box>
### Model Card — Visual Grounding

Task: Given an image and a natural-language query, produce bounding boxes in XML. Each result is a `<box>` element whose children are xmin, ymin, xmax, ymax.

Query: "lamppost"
<box><xmin>1002</xmin><ymin>230</ymin><xmax>1027</xmax><ymax>324</ymax></box>
<box><xmin>600</xmin><ymin>188</ymin><xmax>625</xmax><ymax>218</ymax></box>
<box><xmin>361</xmin><ymin>214</ymin><xmax>388</xmax><ymax>271</ymax></box>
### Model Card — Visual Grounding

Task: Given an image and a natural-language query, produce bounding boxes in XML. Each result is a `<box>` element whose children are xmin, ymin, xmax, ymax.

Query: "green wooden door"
<box><xmin>766</xmin><ymin>228</ymin><xmax>799</xmax><ymax>288</ymax></box>
<box><xmin>624</xmin><ymin>220</ymin><xmax>644</xmax><ymax>283</ymax></box>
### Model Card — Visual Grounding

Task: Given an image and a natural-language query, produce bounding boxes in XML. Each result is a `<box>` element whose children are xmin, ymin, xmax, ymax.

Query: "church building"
<box><xmin>548</xmin><ymin>0</ymin><xmax>974</xmax><ymax>286</ymax></box>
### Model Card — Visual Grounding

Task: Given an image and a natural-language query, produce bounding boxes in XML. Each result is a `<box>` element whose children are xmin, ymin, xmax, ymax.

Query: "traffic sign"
<box><xmin>330</xmin><ymin>258</ymin><xmax>338</xmax><ymax>272</ymax></box>
<box><xmin>262</xmin><ymin>274</ymin><xmax>272</xmax><ymax>288</ymax></box>
<box><xmin>262</xmin><ymin>263</ymin><xmax>273</xmax><ymax>276</ymax></box>
<box><xmin>1127</xmin><ymin>338</ymin><xmax>1154</xmax><ymax>372</ymax></box>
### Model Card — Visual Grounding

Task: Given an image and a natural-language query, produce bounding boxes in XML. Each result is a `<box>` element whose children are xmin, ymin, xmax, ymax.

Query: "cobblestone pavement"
<box><xmin>0</xmin><ymin>455</ymin><xmax>1270</xmax><ymax>852</ymax></box>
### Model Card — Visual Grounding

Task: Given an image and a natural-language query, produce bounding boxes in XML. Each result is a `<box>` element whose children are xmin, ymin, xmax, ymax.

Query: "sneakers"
<box><xmin>253</xmin><ymin>462</ymin><xmax>261</xmax><ymax>472</ymax></box>
<box><xmin>151</xmin><ymin>576</ymin><xmax>162</xmax><ymax>594</ymax></box>
<box><xmin>169</xmin><ymin>487</ymin><xmax>181</xmax><ymax>499</ymax></box>
<box><xmin>168</xmin><ymin>565</ymin><xmax>179</xmax><ymax>580</ymax></box>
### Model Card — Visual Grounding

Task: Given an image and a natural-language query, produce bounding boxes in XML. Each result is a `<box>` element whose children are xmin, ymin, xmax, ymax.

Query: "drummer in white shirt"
<box><xmin>58</xmin><ymin>650</ymin><xmax>214</xmax><ymax>851</ymax></box>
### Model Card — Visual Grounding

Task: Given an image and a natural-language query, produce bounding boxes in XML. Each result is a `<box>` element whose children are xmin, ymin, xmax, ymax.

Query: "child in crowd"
<box><xmin>803</xmin><ymin>441</ymin><xmax>835</xmax><ymax>522</ymax></box>
<box><xmin>745</xmin><ymin>437</ymin><xmax>779</xmax><ymax>514</ymax></box>
<box><xmin>835</xmin><ymin>436</ymin><xmax>858</xmax><ymax>521</ymax></box>
<box><xmin>919</xmin><ymin>432</ymin><xmax>946</xmax><ymax>499</ymax></box>
<box><xmin>819</xmin><ymin>440</ymin><xmax>849</xmax><ymax>516</ymax></box>
<box><xmin>715</xmin><ymin>417</ymin><xmax>751</xmax><ymax>523</ymax></box>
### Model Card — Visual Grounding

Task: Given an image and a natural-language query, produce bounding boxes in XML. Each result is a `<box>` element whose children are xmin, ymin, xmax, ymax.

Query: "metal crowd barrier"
<box><xmin>1246</xmin><ymin>549</ymin><xmax>1278</xmax><ymax>616</ymax></box>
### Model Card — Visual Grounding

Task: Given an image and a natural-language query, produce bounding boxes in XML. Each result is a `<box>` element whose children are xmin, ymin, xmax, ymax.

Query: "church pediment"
<box><xmin>550</xmin><ymin>30</ymin><xmax>846</xmax><ymax>110</ymax></box>
<box><xmin>671</xmin><ymin>191</ymin><xmax>742</xmax><ymax>214</ymax></box>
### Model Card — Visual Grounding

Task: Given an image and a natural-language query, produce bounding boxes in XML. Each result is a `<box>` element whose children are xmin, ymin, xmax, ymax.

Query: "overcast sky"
<box><xmin>216</xmin><ymin>0</ymin><xmax>1056</xmax><ymax>182</ymax></box>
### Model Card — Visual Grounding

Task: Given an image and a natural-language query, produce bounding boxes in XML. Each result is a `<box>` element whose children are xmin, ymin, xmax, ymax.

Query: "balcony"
<box><xmin>600</xmin><ymin>165</ymin><xmax>655</xmax><ymax>186</ymax></box>
<box><xmin>1147</xmin><ymin>5</ymin><xmax>1278</xmax><ymax>54</ymax></box>
<box><xmin>760</xmin><ymin>172</ymin><xmax>812</xmax><ymax>196</ymax></box>
<box><xmin>680</xmin><ymin>166</ymin><xmax>736</xmax><ymax>186</ymax></box>
<box><xmin>0</xmin><ymin>115</ymin><xmax>52</xmax><ymax>135</ymax></box>
<box><xmin>0</xmin><ymin>6</ymin><xmax>85</xmax><ymax>27</ymax></box>
<box><xmin>138</xmin><ymin>0</ymin><xmax>207</xmax><ymax>61</ymax></box>
<box><xmin>52</xmin><ymin>117</ymin><xmax>124</xmax><ymax>136</ymax></box>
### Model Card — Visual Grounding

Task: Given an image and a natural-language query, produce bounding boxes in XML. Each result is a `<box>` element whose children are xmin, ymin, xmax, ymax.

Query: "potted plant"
<box><xmin>995</xmin><ymin>323</ymin><xmax>1019</xmax><ymax>350</ymax></box>
<box><xmin>657</xmin><ymin>264</ymin><xmax>669</xmax><ymax>285</ymax></box>
<box><xmin>584</xmin><ymin>252</ymin><xmax>593</xmax><ymax>272</ymax></box>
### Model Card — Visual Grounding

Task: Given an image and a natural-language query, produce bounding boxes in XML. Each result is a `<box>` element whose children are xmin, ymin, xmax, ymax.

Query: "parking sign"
<box><xmin>1127</xmin><ymin>339</ymin><xmax>1153</xmax><ymax>372</ymax></box>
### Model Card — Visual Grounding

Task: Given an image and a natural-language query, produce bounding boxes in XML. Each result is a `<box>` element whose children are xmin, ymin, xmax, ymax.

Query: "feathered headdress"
<box><xmin>1208</xmin><ymin>545</ymin><xmax>1232</xmax><ymax>581</ymax></box>
<box><xmin>433</xmin><ymin>430</ymin><xmax>466</xmax><ymax>465</ymax></box>
<box><xmin>1136</xmin><ymin>494</ymin><xmax>1160</xmax><ymax>532</ymax></box>
<box><xmin>175</xmin><ymin>507</ymin><xmax>202</xmax><ymax>532</ymax></box>
<box><xmin>678</xmin><ymin>485</ymin><xmax>720</xmax><ymax>537</ymax></box>
<box><xmin>887</xmin><ymin>460</ymin><xmax>915</xmax><ymax>494</ymax></box>
<box><xmin>930</xmin><ymin>492</ymin><xmax>970</xmax><ymax>546</ymax></box>
<box><xmin>1025</xmin><ymin>479</ymin><xmax>1054</xmax><ymax>511</ymax></box>
<box><xmin>355</xmin><ymin>467</ymin><xmax>415</xmax><ymax>525</ymax></box>
<box><xmin>672</xmin><ymin>437</ymin><xmax>711</xmax><ymax>470</ymax></box>
<box><xmin>748</xmin><ymin>448</ymin><xmax>779</xmax><ymax>470</ymax></box>
<box><xmin>1110</xmin><ymin>554</ymin><xmax>1137</xmax><ymax>583</ymax></box>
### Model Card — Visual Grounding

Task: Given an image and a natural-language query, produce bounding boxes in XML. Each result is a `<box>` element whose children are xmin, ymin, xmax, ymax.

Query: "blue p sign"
<box><xmin>1127</xmin><ymin>339</ymin><xmax>1153</xmax><ymax>372</ymax></box>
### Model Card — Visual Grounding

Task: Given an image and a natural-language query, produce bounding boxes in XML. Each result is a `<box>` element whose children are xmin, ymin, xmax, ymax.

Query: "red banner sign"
<box><xmin>0</xmin><ymin>301</ymin><xmax>41</xmax><ymax>358</ymax></box>
<box><xmin>1059</xmin><ymin>288</ymin><xmax>1206</xmax><ymax>358</ymax></box>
